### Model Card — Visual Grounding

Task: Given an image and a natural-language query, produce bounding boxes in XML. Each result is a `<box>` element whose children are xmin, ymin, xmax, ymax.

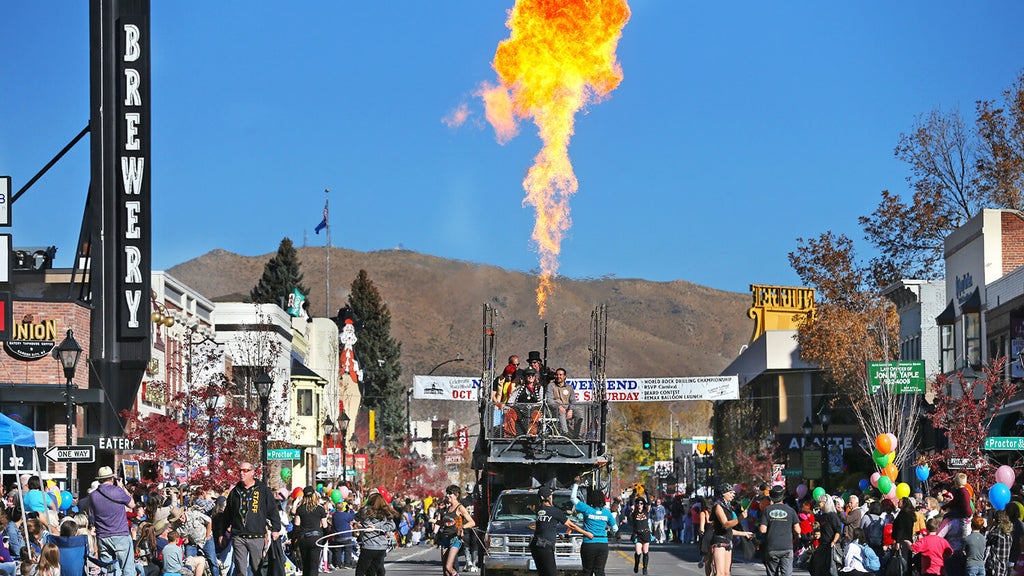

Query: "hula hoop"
<box><xmin>314</xmin><ymin>527</ymin><xmax>381</xmax><ymax>549</ymax></box>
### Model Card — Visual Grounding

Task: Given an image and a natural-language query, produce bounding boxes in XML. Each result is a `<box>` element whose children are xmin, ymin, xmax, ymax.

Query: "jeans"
<box><xmin>216</xmin><ymin>540</ymin><xmax>234</xmax><ymax>576</ymax></box>
<box><xmin>966</xmin><ymin>566</ymin><xmax>985</xmax><ymax>576</ymax></box>
<box><xmin>764</xmin><ymin>549</ymin><xmax>793</xmax><ymax>576</ymax></box>
<box><xmin>99</xmin><ymin>534</ymin><xmax>139</xmax><ymax>576</ymax></box>
<box><xmin>0</xmin><ymin>561</ymin><xmax>17</xmax><ymax>576</ymax></box>
<box><xmin>185</xmin><ymin>541</ymin><xmax>220</xmax><ymax>576</ymax></box>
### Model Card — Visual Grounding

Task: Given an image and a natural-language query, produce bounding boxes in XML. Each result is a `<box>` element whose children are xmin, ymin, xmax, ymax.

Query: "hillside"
<box><xmin>168</xmin><ymin>246</ymin><xmax>753</xmax><ymax>423</ymax></box>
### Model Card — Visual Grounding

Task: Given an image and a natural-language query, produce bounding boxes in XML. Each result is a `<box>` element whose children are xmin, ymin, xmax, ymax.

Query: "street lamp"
<box><xmin>205</xmin><ymin>388</ymin><xmax>220</xmax><ymax>477</ymax></box>
<box><xmin>254</xmin><ymin>371</ymin><xmax>274</xmax><ymax>471</ymax></box>
<box><xmin>339</xmin><ymin>411</ymin><xmax>350</xmax><ymax>482</ymax></box>
<box><xmin>323</xmin><ymin>415</ymin><xmax>337</xmax><ymax>480</ymax></box>
<box><xmin>818</xmin><ymin>404</ymin><xmax>833</xmax><ymax>493</ymax></box>
<box><xmin>53</xmin><ymin>329</ymin><xmax>82</xmax><ymax>490</ymax></box>
<box><xmin>427</xmin><ymin>354</ymin><xmax>465</xmax><ymax>375</ymax></box>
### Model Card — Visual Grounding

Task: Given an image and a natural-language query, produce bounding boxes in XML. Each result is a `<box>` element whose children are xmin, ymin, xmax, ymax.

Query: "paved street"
<box><xmin>323</xmin><ymin>540</ymin><xmax>809</xmax><ymax>576</ymax></box>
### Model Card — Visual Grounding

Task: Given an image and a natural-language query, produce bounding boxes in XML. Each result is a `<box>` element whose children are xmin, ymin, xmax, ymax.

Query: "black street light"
<box><xmin>339</xmin><ymin>411</ymin><xmax>350</xmax><ymax>482</ymax></box>
<box><xmin>427</xmin><ymin>354</ymin><xmax>465</xmax><ymax>375</ymax></box>
<box><xmin>254</xmin><ymin>371</ymin><xmax>274</xmax><ymax>472</ymax></box>
<box><xmin>818</xmin><ymin>404</ymin><xmax>833</xmax><ymax>494</ymax></box>
<box><xmin>53</xmin><ymin>329</ymin><xmax>82</xmax><ymax>491</ymax></box>
<box><xmin>323</xmin><ymin>415</ymin><xmax>337</xmax><ymax>480</ymax></box>
<box><xmin>205</xmin><ymin>388</ymin><xmax>220</xmax><ymax>477</ymax></box>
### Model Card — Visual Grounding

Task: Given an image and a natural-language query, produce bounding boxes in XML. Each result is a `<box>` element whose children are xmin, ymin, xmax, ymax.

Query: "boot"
<box><xmin>643</xmin><ymin>553</ymin><xmax>649</xmax><ymax>575</ymax></box>
<box><xmin>634</xmin><ymin>554</ymin><xmax>640</xmax><ymax>573</ymax></box>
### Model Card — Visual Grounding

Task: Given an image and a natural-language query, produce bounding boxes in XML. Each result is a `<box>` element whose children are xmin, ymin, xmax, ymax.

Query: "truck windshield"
<box><xmin>493</xmin><ymin>493</ymin><xmax>580</xmax><ymax>521</ymax></box>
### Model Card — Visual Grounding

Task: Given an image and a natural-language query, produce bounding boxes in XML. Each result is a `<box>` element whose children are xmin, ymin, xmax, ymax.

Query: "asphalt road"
<box><xmin>320</xmin><ymin>540</ymin><xmax>809</xmax><ymax>576</ymax></box>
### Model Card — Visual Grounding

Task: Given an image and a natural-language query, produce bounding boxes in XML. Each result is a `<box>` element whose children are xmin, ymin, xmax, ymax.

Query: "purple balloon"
<box><xmin>796</xmin><ymin>484</ymin><xmax>807</xmax><ymax>499</ymax></box>
<box><xmin>996</xmin><ymin>465</ymin><xmax>1016</xmax><ymax>488</ymax></box>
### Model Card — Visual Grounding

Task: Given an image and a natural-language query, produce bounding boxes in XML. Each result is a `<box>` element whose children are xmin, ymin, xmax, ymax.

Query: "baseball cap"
<box><xmin>538</xmin><ymin>486</ymin><xmax>552</xmax><ymax>500</ymax></box>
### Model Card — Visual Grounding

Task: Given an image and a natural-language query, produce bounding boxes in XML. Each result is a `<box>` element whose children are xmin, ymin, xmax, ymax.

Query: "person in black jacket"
<box><xmin>224</xmin><ymin>462</ymin><xmax>281</xmax><ymax>576</ymax></box>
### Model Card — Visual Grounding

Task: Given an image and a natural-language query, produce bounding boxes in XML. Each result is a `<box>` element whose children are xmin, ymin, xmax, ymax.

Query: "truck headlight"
<box><xmin>490</xmin><ymin>536</ymin><xmax>504</xmax><ymax>548</ymax></box>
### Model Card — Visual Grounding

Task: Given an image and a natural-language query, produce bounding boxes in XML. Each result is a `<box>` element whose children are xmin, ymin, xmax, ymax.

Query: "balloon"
<box><xmin>859</xmin><ymin>479</ymin><xmax>870</xmax><ymax>492</ymax></box>
<box><xmin>331</xmin><ymin>489</ymin><xmax>343</xmax><ymax>503</ymax></box>
<box><xmin>812</xmin><ymin>487</ymin><xmax>826</xmax><ymax>502</ymax></box>
<box><xmin>1008</xmin><ymin>501</ymin><xmax>1024</xmax><ymax>521</ymax></box>
<box><xmin>740</xmin><ymin>497</ymin><xmax>751</xmax><ymax>510</ymax></box>
<box><xmin>59</xmin><ymin>491</ymin><xmax>73</xmax><ymax>511</ymax></box>
<box><xmin>280</xmin><ymin>468</ymin><xmax>292</xmax><ymax>481</ymax></box>
<box><xmin>883</xmin><ymin>463</ymin><xmax>898</xmax><ymax>481</ymax></box>
<box><xmin>796</xmin><ymin>484</ymin><xmax>807</xmax><ymax>499</ymax></box>
<box><xmin>916</xmin><ymin>465</ymin><xmax>930</xmax><ymax>482</ymax></box>
<box><xmin>888</xmin><ymin>452</ymin><xmax>895</xmax><ymax>465</ymax></box>
<box><xmin>339</xmin><ymin>486</ymin><xmax>350</xmax><ymax>499</ymax></box>
<box><xmin>870</xmin><ymin>473</ymin><xmax>881</xmax><ymax>488</ymax></box>
<box><xmin>292</xmin><ymin>487</ymin><xmax>304</xmax><ymax>499</ymax></box>
<box><xmin>877</xmin><ymin>476</ymin><xmax>893</xmax><ymax>495</ymax></box>
<box><xmin>996</xmin><ymin>465</ymin><xmax>1016</xmax><ymax>488</ymax></box>
<box><xmin>872</xmin><ymin>449</ymin><xmax>889</xmax><ymax>468</ymax></box>
<box><xmin>883</xmin><ymin>523</ymin><xmax>894</xmax><ymax>546</ymax></box>
<box><xmin>990</xmin><ymin>483</ymin><xmax>1012</xmax><ymax>510</ymax></box>
<box><xmin>875</xmin><ymin>434</ymin><xmax>892</xmax><ymax>455</ymax></box>
<box><xmin>317</xmin><ymin>483</ymin><xmax>324</xmax><ymax>492</ymax></box>
<box><xmin>887</xmin><ymin>433</ymin><xmax>898</xmax><ymax>454</ymax></box>
<box><xmin>842</xmin><ymin>492</ymin><xmax>851</xmax><ymax>504</ymax></box>
<box><xmin>896</xmin><ymin>483</ymin><xmax>911</xmax><ymax>499</ymax></box>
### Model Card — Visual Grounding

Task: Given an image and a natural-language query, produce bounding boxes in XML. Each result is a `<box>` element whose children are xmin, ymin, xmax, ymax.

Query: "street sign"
<box><xmin>268</xmin><ymin>448</ymin><xmax>302</xmax><ymax>460</ymax></box>
<box><xmin>44</xmin><ymin>445</ymin><xmax>95</xmax><ymax>464</ymax></box>
<box><xmin>868</xmin><ymin>361</ymin><xmax>926</xmax><ymax>393</ymax></box>
<box><xmin>782</xmin><ymin>468</ymin><xmax>803</xmax><ymax>477</ymax></box>
<box><xmin>637</xmin><ymin>465</ymin><xmax>652</xmax><ymax>471</ymax></box>
<box><xmin>984</xmin><ymin>437</ymin><xmax>1024</xmax><ymax>450</ymax></box>
<box><xmin>0</xmin><ymin>176</ymin><xmax>10</xmax><ymax>226</ymax></box>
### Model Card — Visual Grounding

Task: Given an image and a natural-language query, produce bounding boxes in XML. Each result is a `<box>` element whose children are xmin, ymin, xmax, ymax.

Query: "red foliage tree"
<box><xmin>732</xmin><ymin>431</ymin><xmax>779</xmax><ymax>488</ymax></box>
<box><xmin>925</xmin><ymin>357</ymin><xmax>1019</xmax><ymax>488</ymax></box>
<box><xmin>363</xmin><ymin>452</ymin><xmax>450</xmax><ymax>500</ymax></box>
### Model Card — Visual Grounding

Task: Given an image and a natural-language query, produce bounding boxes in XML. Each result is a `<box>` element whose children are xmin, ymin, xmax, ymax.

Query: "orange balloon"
<box><xmin>875</xmin><ymin>433</ymin><xmax>892</xmax><ymax>455</ymax></box>
<box><xmin>883</xmin><ymin>463</ymin><xmax>898</xmax><ymax>481</ymax></box>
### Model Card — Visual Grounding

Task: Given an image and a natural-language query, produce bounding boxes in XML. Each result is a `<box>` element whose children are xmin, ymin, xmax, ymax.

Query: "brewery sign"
<box><xmin>3</xmin><ymin>317</ymin><xmax>58</xmax><ymax>361</ymax></box>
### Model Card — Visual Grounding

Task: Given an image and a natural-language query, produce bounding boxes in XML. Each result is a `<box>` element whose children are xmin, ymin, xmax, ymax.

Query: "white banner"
<box><xmin>413</xmin><ymin>375</ymin><xmax>739</xmax><ymax>402</ymax></box>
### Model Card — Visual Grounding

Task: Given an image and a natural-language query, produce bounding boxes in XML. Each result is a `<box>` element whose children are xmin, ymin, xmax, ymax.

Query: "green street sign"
<box><xmin>637</xmin><ymin>465</ymin><xmax>652</xmax><ymax>471</ymax></box>
<box><xmin>268</xmin><ymin>448</ymin><xmax>302</xmax><ymax>460</ymax></box>
<box><xmin>782</xmin><ymin>468</ymin><xmax>803</xmax><ymax>477</ymax></box>
<box><xmin>984</xmin><ymin>437</ymin><xmax>1024</xmax><ymax>450</ymax></box>
<box><xmin>868</xmin><ymin>361</ymin><xmax>926</xmax><ymax>394</ymax></box>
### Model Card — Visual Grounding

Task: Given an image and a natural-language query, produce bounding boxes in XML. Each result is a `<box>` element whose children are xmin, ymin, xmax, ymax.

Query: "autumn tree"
<box><xmin>251</xmin><ymin>237</ymin><xmax>310</xmax><ymax>308</ymax></box>
<box><xmin>861</xmin><ymin>70</ymin><xmax>1024</xmax><ymax>285</ymax></box>
<box><xmin>789</xmin><ymin>232</ymin><xmax>920</xmax><ymax>469</ymax></box>
<box><xmin>347</xmin><ymin>270</ymin><xmax>404</xmax><ymax>438</ymax></box>
<box><xmin>712</xmin><ymin>398</ymin><xmax>761</xmax><ymax>483</ymax></box>
<box><xmin>924</xmin><ymin>357</ymin><xmax>1019</xmax><ymax>487</ymax></box>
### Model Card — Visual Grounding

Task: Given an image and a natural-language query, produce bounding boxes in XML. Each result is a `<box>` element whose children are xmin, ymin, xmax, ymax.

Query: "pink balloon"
<box><xmin>886</xmin><ymin>482</ymin><xmax>897</xmax><ymax>496</ymax></box>
<box><xmin>870</xmin><ymin>472</ymin><xmax>881</xmax><ymax>488</ymax></box>
<box><xmin>338</xmin><ymin>486</ymin><xmax>350</xmax><ymax>499</ymax></box>
<box><xmin>996</xmin><ymin>465</ymin><xmax>1016</xmax><ymax>487</ymax></box>
<box><xmin>887</xmin><ymin>433</ymin><xmax>898</xmax><ymax>454</ymax></box>
<box><xmin>796</xmin><ymin>484</ymin><xmax>807</xmax><ymax>498</ymax></box>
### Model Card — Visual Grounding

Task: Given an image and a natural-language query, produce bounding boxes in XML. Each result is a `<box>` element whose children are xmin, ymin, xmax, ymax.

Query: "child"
<box><xmin>34</xmin><ymin>543</ymin><xmax>61</xmax><ymax>576</ymax></box>
<box><xmin>911</xmin><ymin>517</ymin><xmax>953</xmax><ymax>576</ymax></box>
<box><xmin>162</xmin><ymin>531</ymin><xmax>186</xmax><ymax>576</ymax></box>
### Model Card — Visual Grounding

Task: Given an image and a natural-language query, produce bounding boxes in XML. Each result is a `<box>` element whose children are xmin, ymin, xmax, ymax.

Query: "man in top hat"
<box><xmin>759</xmin><ymin>486</ymin><xmax>799</xmax><ymax>576</ymax></box>
<box><xmin>85</xmin><ymin>466</ymin><xmax>138</xmax><ymax>576</ymax></box>
<box><xmin>525</xmin><ymin>351</ymin><xmax>556</xmax><ymax>385</ymax></box>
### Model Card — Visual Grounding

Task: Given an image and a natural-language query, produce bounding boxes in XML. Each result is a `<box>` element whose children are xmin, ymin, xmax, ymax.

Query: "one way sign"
<box><xmin>44</xmin><ymin>445</ymin><xmax>95</xmax><ymax>464</ymax></box>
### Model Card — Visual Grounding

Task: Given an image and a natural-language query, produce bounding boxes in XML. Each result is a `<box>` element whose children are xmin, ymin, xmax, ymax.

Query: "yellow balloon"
<box><xmin>896</xmin><ymin>483</ymin><xmax>911</xmax><ymax>499</ymax></box>
<box><xmin>887</xmin><ymin>452</ymin><xmax>895</xmax><ymax>465</ymax></box>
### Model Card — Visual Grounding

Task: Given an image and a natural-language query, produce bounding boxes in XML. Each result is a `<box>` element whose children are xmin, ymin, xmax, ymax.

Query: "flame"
<box><xmin>482</xmin><ymin>0</ymin><xmax>630</xmax><ymax>317</ymax></box>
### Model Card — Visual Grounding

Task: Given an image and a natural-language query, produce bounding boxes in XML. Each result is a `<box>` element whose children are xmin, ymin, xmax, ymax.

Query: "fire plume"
<box><xmin>482</xmin><ymin>0</ymin><xmax>630</xmax><ymax>317</ymax></box>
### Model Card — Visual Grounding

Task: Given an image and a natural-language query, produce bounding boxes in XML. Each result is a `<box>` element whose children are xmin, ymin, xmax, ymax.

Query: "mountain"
<box><xmin>168</xmin><ymin>246</ymin><xmax>753</xmax><ymax>423</ymax></box>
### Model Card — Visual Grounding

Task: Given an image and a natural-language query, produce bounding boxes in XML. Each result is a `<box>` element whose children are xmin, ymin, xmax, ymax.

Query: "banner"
<box><xmin>413</xmin><ymin>375</ymin><xmax>739</xmax><ymax>401</ymax></box>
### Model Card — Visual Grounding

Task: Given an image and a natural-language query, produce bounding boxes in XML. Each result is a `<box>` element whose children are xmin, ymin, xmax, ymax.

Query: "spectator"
<box><xmin>911</xmin><ymin>517</ymin><xmax>953</xmax><ymax>576</ymax></box>
<box><xmin>85</xmin><ymin>467</ymin><xmax>138</xmax><ymax>576</ymax></box>
<box><xmin>986</xmin><ymin>510</ymin><xmax>1013</xmax><ymax>576</ymax></box>
<box><xmin>963</xmin><ymin>516</ymin><xmax>986</xmax><ymax>576</ymax></box>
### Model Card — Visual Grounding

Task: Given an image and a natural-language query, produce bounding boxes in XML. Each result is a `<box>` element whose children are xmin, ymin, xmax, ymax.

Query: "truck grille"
<box><xmin>503</xmin><ymin>535</ymin><xmax>576</xmax><ymax>556</ymax></box>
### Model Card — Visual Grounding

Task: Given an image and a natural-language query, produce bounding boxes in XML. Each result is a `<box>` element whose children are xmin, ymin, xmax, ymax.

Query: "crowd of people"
<box><xmin>0</xmin><ymin>463</ymin><xmax>491</xmax><ymax>576</ymax></box>
<box><xmin>686</xmin><ymin>471</ymin><xmax>1024</xmax><ymax>576</ymax></box>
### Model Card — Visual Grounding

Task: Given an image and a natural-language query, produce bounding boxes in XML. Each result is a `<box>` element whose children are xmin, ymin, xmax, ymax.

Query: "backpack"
<box><xmin>863</xmin><ymin>515</ymin><xmax>884</xmax><ymax>548</ymax></box>
<box><xmin>862</xmin><ymin>544</ymin><xmax>881</xmax><ymax>572</ymax></box>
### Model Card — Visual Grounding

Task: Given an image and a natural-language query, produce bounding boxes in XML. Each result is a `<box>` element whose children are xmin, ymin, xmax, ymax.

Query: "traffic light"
<box><xmin>641</xmin><ymin>430</ymin><xmax>652</xmax><ymax>451</ymax></box>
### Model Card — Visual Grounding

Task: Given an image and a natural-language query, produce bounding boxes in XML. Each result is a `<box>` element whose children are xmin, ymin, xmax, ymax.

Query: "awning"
<box><xmin>936</xmin><ymin>299</ymin><xmax>956</xmax><ymax>325</ymax></box>
<box><xmin>291</xmin><ymin>358</ymin><xmax>328</xmax><ymax>386</ymax></box>
<box><xmin>0</xmin><ymin>412</ymin><xmax>36</xmax><ymax>447</ymax></box>
<box><xmin>961</xmin><ymin>288</ymin><xmax>983</xmax><ymax>313</ymax></box>
<box><xmin>989</xmin><ymin>411</ymin><xmax>1024</xmax><ymax>437</ymax></box>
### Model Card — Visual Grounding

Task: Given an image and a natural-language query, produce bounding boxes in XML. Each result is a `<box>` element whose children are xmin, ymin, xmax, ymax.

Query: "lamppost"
<box><xmin>340</xmin><ymin>411</ymin><xmax>350</xmax><ymax>482</ymax></box>
<box><xmin>427</xmin><ymin>354</ymin><xmax>465</xmax><ymax>375</ymax></box>
<box><xmin>205</xmin><ymin>388</ymin><xmax>220</xmax><ymax>477</ymax></box>
<box><xmin>53</xmin><ymin>329</ymin><xmax>82</xmax><ymax>490</ymax></box>
<box><xmin>254</xmin><ymin>371</ymin><xmax>274</xmax><ymax>472</ymax></box>
<box><xmin>818</xmin><ymin>404</ymin><xmax>832</xmax><ymax>493</ymax></box>
<box><xmin>323</xmin><ymin>415</ymin><xmax>337</xmax><ymax>480</ymax></box>
<box><xmin>802</xmin><ymin>417</ymin><xmax>814</xmax><ymax>491</ymax></box>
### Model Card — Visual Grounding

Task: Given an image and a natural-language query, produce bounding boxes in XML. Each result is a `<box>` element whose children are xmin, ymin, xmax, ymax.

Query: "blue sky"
<box><xmin>2</xmin><ymin>2</ymin><xmax>1023</xmax><ymax>295</ymax></box>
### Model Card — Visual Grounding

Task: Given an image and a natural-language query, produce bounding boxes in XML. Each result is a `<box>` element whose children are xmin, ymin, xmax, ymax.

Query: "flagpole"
<box><xmin>325</xmin><ymin>188</ymin><xmax>330</xmax><ymax>318</ymax></box>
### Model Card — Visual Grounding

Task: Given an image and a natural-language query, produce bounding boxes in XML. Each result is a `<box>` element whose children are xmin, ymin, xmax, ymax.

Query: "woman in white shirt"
<box><xmin>841</xmin><ymin>528</ymin><xmax>878</xmax><ymax>576</ymax></box>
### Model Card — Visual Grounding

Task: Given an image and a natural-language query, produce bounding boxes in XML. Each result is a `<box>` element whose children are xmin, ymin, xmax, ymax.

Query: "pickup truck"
<box><xmin>482</xmin><ymin>488</ymin><xmax>587</xmax><ymax>576</ymax></box>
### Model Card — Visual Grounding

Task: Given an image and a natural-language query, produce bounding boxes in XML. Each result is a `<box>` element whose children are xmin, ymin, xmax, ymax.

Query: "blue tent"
<box><xmin>0</xmin><ymin>412</ymin><xmax>36</xmax><ymax>447</ymax></box>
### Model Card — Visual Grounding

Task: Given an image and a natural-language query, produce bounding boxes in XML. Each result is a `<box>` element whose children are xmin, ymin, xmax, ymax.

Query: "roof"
<box><xmin>291</xmin><ymin>357</ymin><xmax>328</xmax><ymax>386</ymax></box>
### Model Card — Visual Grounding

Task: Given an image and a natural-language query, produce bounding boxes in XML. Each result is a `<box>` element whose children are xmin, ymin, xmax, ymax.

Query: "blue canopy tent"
<box><xmin>0</xmin><ymin>412</ymin><xmax>40</xmax><ymax>559</ymax></box>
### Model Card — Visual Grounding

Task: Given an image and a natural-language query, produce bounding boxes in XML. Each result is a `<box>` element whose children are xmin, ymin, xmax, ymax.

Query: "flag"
<box><xmin>315</xmin><ymin>203</ymin><xmax>328</xmax><ymax>234</ymax></box>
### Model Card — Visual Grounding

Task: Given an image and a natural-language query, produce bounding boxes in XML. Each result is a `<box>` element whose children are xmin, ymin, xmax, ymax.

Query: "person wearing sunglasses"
<box><xmin>224</xmin><ymin>463</ymin><xmax>281</xmax><ymax>576</ymax></box>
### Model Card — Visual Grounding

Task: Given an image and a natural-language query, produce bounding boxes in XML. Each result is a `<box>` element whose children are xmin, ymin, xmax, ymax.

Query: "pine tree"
<box><xmin>250</xmin><ymin>238</ymin><xmax>310</xmax><ymax>308</ymax></box>
<box><xmin>347</xmin><ymin>270</ymin><xmax>404</xmax><ymax>439</ymax></box>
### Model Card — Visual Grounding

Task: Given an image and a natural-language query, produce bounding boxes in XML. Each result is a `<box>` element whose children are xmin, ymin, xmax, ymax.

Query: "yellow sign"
<box><xmin>747</xmin><ymin>285</ymin><xmax>815</xmax><ymax>342</ymax></box>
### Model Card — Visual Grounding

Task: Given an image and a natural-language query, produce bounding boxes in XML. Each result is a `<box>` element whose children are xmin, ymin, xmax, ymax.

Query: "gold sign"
<box><xmin>747</xmin><ymin>285</ymin><xmax>815</xmax><ymax>342</ymax></box>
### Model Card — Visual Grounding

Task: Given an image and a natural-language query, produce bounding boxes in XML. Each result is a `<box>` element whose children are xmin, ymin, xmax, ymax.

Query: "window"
<box><xmin>297</xmin><ymin>389</ymin><xmax>313</xmax><ymax>416</ymax></box>
<box><xmin>940</xmin><ymin>325</ymin><xmax>955</xmax><ymax>373</ymax></box>
<box><xmin>965</xmin><ymin>312</ymin><xmax>981</xmax><ymax>367</ymax></box>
